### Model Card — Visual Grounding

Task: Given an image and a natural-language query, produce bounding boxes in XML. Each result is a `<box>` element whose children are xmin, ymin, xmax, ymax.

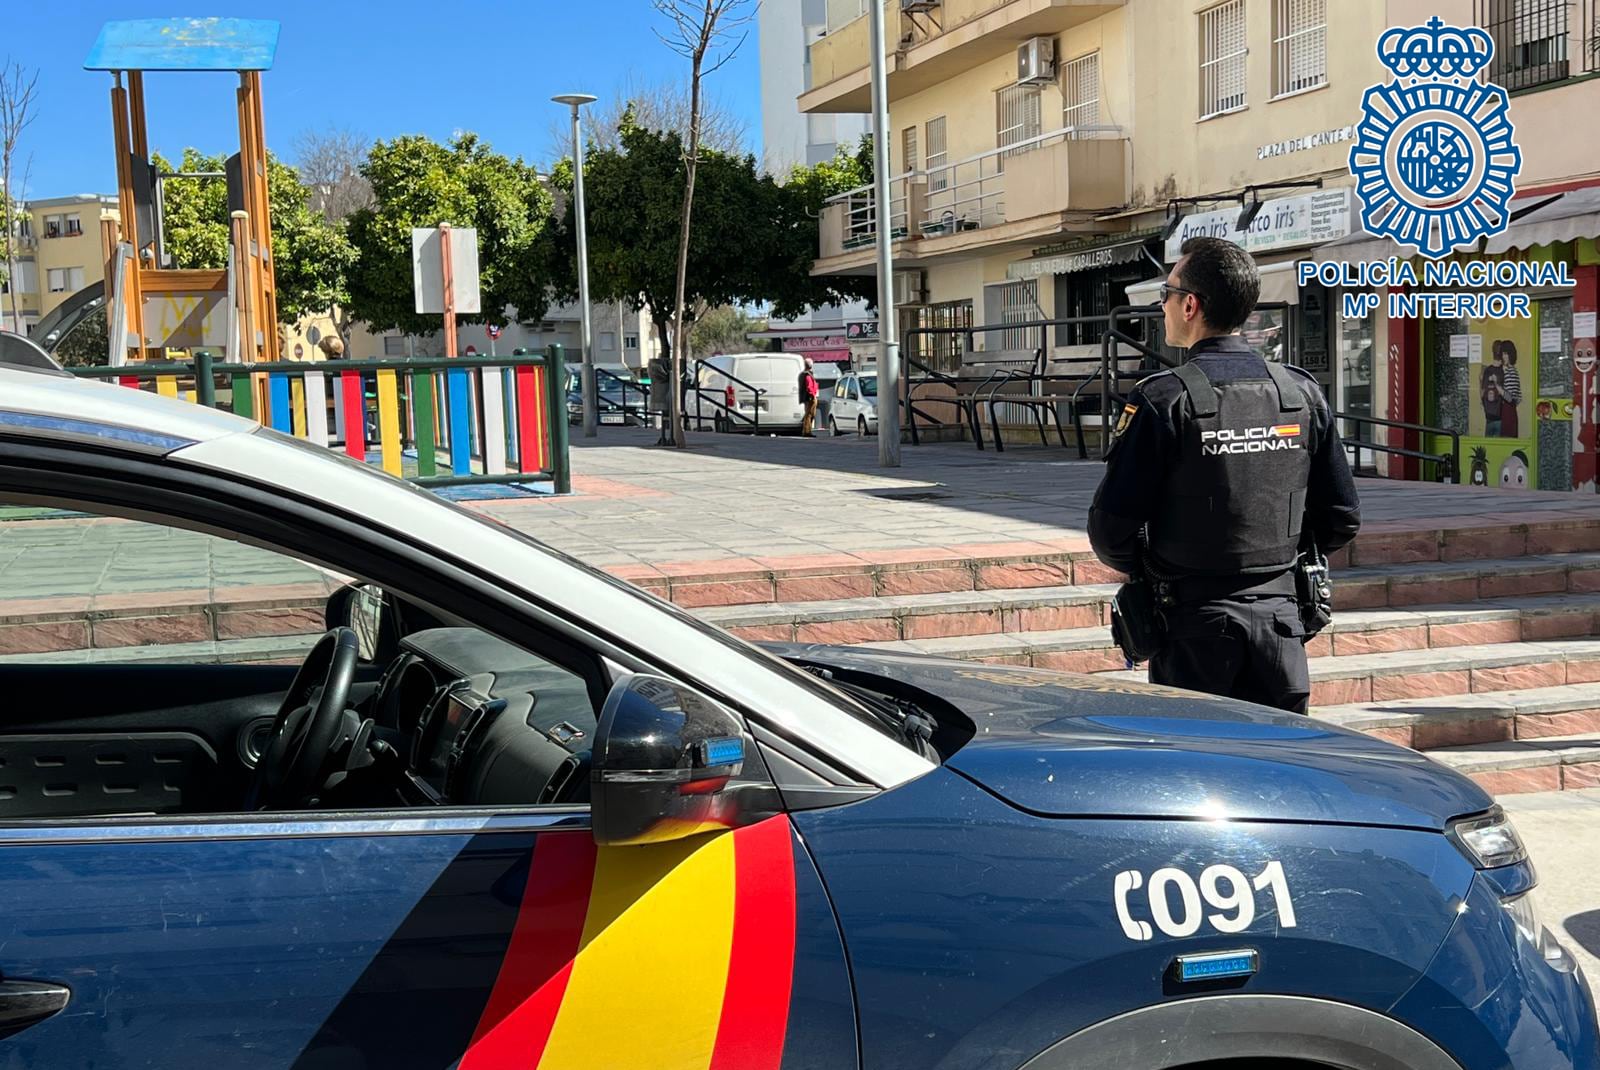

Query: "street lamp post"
<box><xmin>554</xmin><ymin>92</ymin><xmax>599</xmax><ymax>439</ymax></box>
<box><xmin>867</xmin><ymin>0</ymin><xmax>900</xmax><ymax>466</ymax></box>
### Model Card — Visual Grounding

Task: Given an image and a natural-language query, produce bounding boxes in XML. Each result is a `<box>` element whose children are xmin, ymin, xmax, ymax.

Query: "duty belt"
<box><xmin>1159</xmin><ymin>568</ymin><xmax>1298</xmax><ymax>605</ymax></box>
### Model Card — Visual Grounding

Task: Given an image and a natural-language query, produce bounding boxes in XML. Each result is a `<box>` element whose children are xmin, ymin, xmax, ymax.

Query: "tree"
<box><xmin>690</xmin><ymin>304</ymin><xmax>762</xmax><ymax>355</ymax></box>
<box><xmin>653</xmin><ymin>0</ymin><xmax>757</xmax><ymax>446</ymax></box>
<box><xmin>549</xmin><ymin>118</ymin><xmax>770</xmax><ymax>442</ymax></box>
<box><xmin>1</xmin><ymin>58</ymin><xmax>39</xmax><ymax>333</ymax></box>
<box><xmin>154</xmin><ymin>148</ymin><xmax>355</xmax><ymax>328</ymax></box>
<box><xmin>293</xmin><ymin>126</ymin><xmax>373</xmax><ymax>223</ymax></box>
<box><xmin>344</xmin><ymin>133</ymin><xmax>555</xmax><ymax>337</ymax></box>
<box><xmin>546</xmin><ymin>73</ymin><xmax>751</xmax><ymax>159</ymax></box>
<box><xmin>765</xmin><ymin>136</ymin><xmax>877</xmax><ymax>321</ymax></box>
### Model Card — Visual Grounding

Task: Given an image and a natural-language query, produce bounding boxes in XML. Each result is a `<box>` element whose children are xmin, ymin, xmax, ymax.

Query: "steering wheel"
<box><xmin>246</xmin><ymin>628</ymin><xmax>360</xmax><ymax>810</ymax></box>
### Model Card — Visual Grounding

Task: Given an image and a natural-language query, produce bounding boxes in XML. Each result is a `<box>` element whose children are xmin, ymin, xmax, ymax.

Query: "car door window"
<box><xmin>0</xmin><ymin>501</ymin><xmax>604</xmax><ymax>820</ymax></box>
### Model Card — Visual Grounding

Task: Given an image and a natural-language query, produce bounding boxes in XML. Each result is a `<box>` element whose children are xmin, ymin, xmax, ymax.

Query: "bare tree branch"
<box><xmin>1</xmin><ymin>57</ymin><xmax>41</xmax><ymax>334</ymax></box>
<box><xmin>545</xmin><ymin>73</ymin><xmax>752</xmax><ymax>159</ymax></box>
<box><xmin>649</xmin><ymin>0</ymin><xmax>756</xmax><ymax>447</ymax></box>
<box><xmin>291</xmin><ymin>126</ymin><xmax>373</xmax><ymax>223</ymax></box>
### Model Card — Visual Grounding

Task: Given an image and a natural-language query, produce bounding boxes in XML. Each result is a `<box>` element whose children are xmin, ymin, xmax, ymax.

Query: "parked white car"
<box><xmin>830</xmin><ymin>370</ymin><xmax>878</xmax><ymax>437</ymax></box>
<box><xmin>686</xmin><ymin>353</ymin><xmax>808</xmax><ymax>434</ymax></box>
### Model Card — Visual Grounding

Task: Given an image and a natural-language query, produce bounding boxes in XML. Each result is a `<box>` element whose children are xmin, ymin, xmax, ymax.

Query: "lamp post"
<box><xmin>554</xmin><ymin>92</ymin><xmax>599</xmax><ymax>438</ymax></box>
<box><xmin>867</xmin><ymin>0</ymin><xmax>900</xmax><ymax>466</ymax></box>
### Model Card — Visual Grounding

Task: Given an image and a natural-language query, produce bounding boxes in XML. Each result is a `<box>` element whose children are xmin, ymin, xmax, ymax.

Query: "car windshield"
<box><xmin>860</xmin><ymin>376</ymin><xmax>877</xmax><ymax>397</ymax></box>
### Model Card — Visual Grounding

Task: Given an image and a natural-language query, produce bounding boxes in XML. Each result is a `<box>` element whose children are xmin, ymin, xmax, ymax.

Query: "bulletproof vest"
<box><xmin>1146</xmin><ymin>360</ymin><xmax>1313</xmax><ymax>576</ymax></box>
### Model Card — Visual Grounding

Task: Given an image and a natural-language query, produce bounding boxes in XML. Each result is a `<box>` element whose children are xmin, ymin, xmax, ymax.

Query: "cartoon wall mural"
<box><xmin>1470</xmin><ymin>446</ymin><xmax>1489</xmax><ymax>486</ymax></box>
<box><xmin>1500</xmin><ymin>449</ymin><xmax>1531</xmax><ymax>488</ymax></box>
<box><xmin>1575</xmin><ymin>335</ymin><xmax>1599</xmax><ymax>493</ymax></box>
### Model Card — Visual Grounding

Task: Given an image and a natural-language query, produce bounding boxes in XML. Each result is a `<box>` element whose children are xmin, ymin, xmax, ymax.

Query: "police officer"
<box><xmin>1089</xmin><ymin>236</ymin><xmax>1361</xmax><ymax>714</ymax></box>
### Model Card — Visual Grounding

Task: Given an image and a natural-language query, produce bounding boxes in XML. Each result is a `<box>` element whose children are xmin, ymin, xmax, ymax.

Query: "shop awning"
<box><xmin>1312</xmin><ymin>189</ymin><xmax>1595</xmax><ymax>261</ymax></box>
<box><xmin>1125</xmin><ymin>261</ymin><xmax>1302</xmax><ymax>306</ymax></box>
<box><xmin>1483</xmin><ymin>187</ymin><xmax>1600</xmax><ymax>254</ymax></box>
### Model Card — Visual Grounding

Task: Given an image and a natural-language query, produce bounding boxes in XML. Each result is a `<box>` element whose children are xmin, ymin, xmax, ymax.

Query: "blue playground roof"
<box><xmin>84</xmin><ymin>18</ymin><xmax>280</xmax><ymax>72</ymax></box>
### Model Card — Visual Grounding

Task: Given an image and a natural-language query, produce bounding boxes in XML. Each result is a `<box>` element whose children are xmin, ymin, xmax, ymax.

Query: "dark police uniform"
<box><xmin>1088</xmin><ymin>335</ymin><xmax>1362</xmax><ymax>713</ymax></box>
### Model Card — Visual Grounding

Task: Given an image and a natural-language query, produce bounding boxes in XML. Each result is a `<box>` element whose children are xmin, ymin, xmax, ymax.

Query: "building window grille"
<box><xmin>996</xmin><ymin>84</ymin><xmax>1043</xmax><ymax>163</ymax></box>
<box><xmin>1200</xmin><ymin>0</ymin><xmax>1248</xmax><ymax>118</ymax></box>
<box><xmin>1062</xmin><ymin>51</ymin><xmax>1102</xmax><ymax>132</ymax></box>
<box><xmin>1273</xmin><ymin>0</ymin><xmax>1327</xmax><ymax>96</ymax></box>
<box><xmin>1476</xmin><ymin>0</ymin><xmax>1585</xmax><ymax>89</ymax></box>
<box><xmin>925</xmin><ymin>116</ymin><xmax>949</xmax><ymax>192</ymax></box>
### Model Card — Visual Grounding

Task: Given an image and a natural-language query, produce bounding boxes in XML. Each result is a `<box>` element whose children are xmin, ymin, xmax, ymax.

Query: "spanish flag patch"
<box><xmin>1269</xmin><ymin>424</ymin><xmax>1302</xmax><ymax>438</ymax></box>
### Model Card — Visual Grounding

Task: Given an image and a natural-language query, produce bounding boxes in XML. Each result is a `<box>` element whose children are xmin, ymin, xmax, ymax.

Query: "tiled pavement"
<box><xmin>7</xmin><ymin>427</ymin><xmax>1600</xmax><ymax>602</ymax></box>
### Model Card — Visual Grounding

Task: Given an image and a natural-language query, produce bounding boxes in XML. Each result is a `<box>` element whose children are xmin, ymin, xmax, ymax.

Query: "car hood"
<box><xmin>770</xmin><ymin>645</ymin><xmax>1492</xmax><ymax>832</ymax></box>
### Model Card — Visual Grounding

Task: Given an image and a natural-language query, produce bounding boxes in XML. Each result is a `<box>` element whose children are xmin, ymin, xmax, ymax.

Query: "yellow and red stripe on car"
<box><xmin>460</xmin><ymin>815</ymin><xmax>798</xmax><ymax>1070</ymax></box>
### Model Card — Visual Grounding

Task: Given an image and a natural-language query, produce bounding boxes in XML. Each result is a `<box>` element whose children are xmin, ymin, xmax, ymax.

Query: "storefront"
<box><xmin>1144</xmin><ymin>187</ymin><xmax>1356</xmax><ymax>396</ymax></box>
<box><xmin>1005</xmin><ymin>232</ymin><xmax>1165</xmax><ymax>349</ymax></box>
<box><xmin>1318</xmin><ymin>186</ymin><xmax>1600</xmax><ymax>491</ymax></box>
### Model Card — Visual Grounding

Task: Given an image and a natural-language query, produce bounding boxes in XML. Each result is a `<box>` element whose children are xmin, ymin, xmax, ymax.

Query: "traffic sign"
<box><xmin>486</xmin><ymin>324</ymin><xmax>502</xmax><ymax>340</ymax></box>
<box><xmin>294</xmin><ymin>343</ymin><xmax>304</xmax><ymax>358</ymax></box>
<box><xmin>465</xmin><ymin>344</ymin><xmax>478</xmax><ymax>356</ymax></box>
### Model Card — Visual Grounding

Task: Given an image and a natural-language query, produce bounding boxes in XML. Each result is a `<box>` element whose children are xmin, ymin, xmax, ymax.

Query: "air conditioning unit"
<box><xmin>892</xmin><ymin>269</ymin><xmax>927</xmax><ymax>306</ymax></box>
<box><xmin>901</xmin><ymin>0</ymin><xmax>940</xmax><ymax>11</ymax></box>
<box><xmin>1017</xmin><ymin>36</ymin><xmax>1056</xmax><ymax>85</ymax></box>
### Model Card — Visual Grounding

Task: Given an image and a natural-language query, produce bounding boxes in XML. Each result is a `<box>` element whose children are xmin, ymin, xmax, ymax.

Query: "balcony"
<box><xmin>1475</xmin><ymin>0</ymin><xmax>1600</xmax><ymax>92</ymax></box>
<box><xmin>815</xmin><ymin>126</ymin><xmax>1127</xmax><ymax>274</ymax></box>
<box><xmin>802</xmin><ymin>0</ymin><xmax>1124</xmax><ymax>113</ymax></box>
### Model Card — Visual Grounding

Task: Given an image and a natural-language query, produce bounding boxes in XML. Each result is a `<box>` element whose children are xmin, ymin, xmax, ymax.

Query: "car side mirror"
<box><xmin>325</xmin><ymin>582</ymin><xmax>390</xmax><ymax>661</ymax></box>
<box><xmin>591</xmin><ymin>674</ymin><xmax>761</xmax><ymax>847</ymax></box>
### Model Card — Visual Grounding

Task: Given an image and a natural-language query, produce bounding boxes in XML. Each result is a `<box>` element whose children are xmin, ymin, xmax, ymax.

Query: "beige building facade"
<box><xmin>2</xmin><ymin>194</ymin><xmax>120</xmax><ymax>335</ymax></box>
<box><xmin>801</xmin><ymin>1</ymin><xmax>1600</xmax><ymax>494</ymax></box>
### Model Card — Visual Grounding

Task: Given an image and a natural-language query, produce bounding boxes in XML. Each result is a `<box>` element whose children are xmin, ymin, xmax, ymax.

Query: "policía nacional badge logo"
<box><xmin>1348</xmin><ymin>16</ymin><xmax>1522</xmax><ymax>259</ymax></box>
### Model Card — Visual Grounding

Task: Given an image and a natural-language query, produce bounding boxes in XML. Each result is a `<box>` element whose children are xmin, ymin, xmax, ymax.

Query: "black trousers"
<box><xmin>1149</xmin><ymin>594</ymin><xmax>1311</xmax><ymax>715</ymax></box>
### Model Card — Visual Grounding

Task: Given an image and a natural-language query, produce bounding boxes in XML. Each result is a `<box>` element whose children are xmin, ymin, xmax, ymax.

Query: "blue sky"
<box><xmin>8</xmin><ymin>1</ymin><xmax>763</xmax><ymax>197</ymax></box>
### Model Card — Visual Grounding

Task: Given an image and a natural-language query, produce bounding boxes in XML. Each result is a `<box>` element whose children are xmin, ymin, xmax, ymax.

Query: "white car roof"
<box><xmin>0</xmin><ymin>366</ymin><xmax>256</xmax><ymax>446</ymax></box>
<box><xmin>0</xmin><ymin>364</ymin><xmax>932</xmax><ymax>789</ymax></box>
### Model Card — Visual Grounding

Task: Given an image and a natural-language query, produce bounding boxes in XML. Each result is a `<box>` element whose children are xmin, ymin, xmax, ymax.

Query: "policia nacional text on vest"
<box><xmin>1091</xmin><ymin>336</ymin><xmax>1361</xmax><ymax>715</ymax></box>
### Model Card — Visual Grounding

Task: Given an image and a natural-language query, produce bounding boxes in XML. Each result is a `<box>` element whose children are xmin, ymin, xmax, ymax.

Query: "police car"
<box><xmin>0</xmin><ymin>353</ymin><xmax>1595</xmax><ymax>1070</ymax></box>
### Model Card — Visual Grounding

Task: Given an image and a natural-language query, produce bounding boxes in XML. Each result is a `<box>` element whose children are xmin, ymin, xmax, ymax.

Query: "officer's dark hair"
<box><xmin>1176</xmin><ymin>236</ymin><xmax>1259</xmax><ymax>333</ymax></box>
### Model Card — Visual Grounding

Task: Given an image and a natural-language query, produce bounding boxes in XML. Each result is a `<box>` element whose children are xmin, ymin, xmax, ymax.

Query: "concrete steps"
<box><xmin>1425</xmin><ymin>732</ymin><xmax>1600</xmax><ymax>795</ymax></box>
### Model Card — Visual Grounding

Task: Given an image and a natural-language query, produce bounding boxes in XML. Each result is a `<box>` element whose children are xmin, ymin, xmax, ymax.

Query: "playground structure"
<box><xmin>84</xmin><ymin>17</ymin><xmax>280</xmax><ymax>365</ymax></box>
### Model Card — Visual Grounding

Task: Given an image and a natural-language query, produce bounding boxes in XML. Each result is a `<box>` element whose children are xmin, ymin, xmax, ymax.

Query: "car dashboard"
<box><xmin>370</xmin><ymin>627</ymin><xmax>598</xmax><ymax>808</ymax></box>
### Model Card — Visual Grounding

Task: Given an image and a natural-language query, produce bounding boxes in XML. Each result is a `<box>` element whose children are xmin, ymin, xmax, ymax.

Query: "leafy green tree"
<box><xmin>553</xmin><ymin>126</ymin><xmax>876</xmax><ymax>354</ymax></box>
<box><xmin>690</xmin><ymin>305</ymin><xmax>763</xmax><ymax>356</ymax></box>
<box><xmin>765</xmin><ymin>136</ymin><xmax>877</xmax><ymax>320</ymax></box>
<box><xmin>344</xmin><ymin>133</ymin><xmax>554</xmax><ymax>336</ymax></box>
<box><xmin>153</xmin><ymin>148</ymin><xmax>354</xmax><ymax>326</ymax></box>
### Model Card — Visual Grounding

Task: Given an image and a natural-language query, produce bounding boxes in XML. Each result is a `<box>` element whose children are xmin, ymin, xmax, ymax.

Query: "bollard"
<box><xmin>545</xmin><ymin>344</ymin><xmax>572</xmax><ymax>494</ymax></box>
<box><xmin>195</xmin><ymin>351</ymin><xmax>216</xmax><ymax>408</ymax></box>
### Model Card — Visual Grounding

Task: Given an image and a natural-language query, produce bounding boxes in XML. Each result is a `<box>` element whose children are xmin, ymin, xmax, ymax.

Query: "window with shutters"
<box><xmin>1199</xmin><ymin>0</ymin><xmax>1248</xmax><ymax>119</ymax></box>
<box><xmin>901</xmin><ymin>126</ymin><xmax>918</xmax><ymax>175</ymax></box>
<box><xmin>1061</xmin><ymin>51</ymin><xmax>1101</xmax><ymax>133</ymax></box>
<box><xmin>985</xmin><ymin>280</ymin><xmax>1040</xmax><ymax>352</ymax></box>
<box><xmin>925</xmin><ymin>116</ymin><xmax>949</xmax><ymax>192</ymax></box>
<box><xmin>1273</xmin><ymin>0</ymin><xmax>1327</xmax><ymax>96</ymax></box>
<box><xmin>1477</xmin><ymin>0</ymin><xmax>1573</xmax><ymax>89</ymax></box>
<box><xmin>996</xmin><ymin>84</ymin><xmax>1043</xmax><ymax>163</ymax></box>
<box><xmin>383</xmin><ymin>336</ymin><xmax>407</xmax><ymax>357</ymax></box>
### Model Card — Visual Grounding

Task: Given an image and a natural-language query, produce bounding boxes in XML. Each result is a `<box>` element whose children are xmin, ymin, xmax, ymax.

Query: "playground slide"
<box><xmin>31</xmin><ymin>280</ymin><xmax>106</xmax><ymax>354</ymax></box>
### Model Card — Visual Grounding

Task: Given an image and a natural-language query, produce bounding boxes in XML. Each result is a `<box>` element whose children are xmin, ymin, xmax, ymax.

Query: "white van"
<box><xmin>687</xmin><ymin>353</ymin><xmax>809</xmax><ymax>433</ymax></box>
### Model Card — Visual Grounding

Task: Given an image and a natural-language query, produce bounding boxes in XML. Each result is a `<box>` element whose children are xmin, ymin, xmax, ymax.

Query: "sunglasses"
<box><xmin>1160</xmin><ymin>283</ymin><xmax>1205</xmax><ymax>305</ymax></box>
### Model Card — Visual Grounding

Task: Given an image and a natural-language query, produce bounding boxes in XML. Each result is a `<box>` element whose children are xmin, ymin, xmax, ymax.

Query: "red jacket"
<box><xmin>800</xmin><ymin>371</ymin><xmax>819</xmax><ymax>400</ymax></box>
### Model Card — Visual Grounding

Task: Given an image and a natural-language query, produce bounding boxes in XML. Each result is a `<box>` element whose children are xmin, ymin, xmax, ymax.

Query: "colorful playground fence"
<box><xmin>68</xmin><ymin>346</ymin><xmax>572</xmax><ymax>493</ymax></box>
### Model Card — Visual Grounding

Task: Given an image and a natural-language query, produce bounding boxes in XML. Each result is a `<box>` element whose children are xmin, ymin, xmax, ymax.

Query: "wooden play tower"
<box><xmin>85</xmin><ymin>17</ymin><xmax>281</xmax><ymax>364</ymax></box>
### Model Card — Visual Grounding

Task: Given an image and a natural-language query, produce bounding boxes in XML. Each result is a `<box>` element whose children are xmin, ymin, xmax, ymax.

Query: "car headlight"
<box><xmin>1448</xmin><ymin>808</ymin><xmax>1528</xmax><ymax>868</ymax></box>
<box><xmin>1502</xmin><ymin>892</ymin><xmax>1579</xmax><ymax>974</ymax></box>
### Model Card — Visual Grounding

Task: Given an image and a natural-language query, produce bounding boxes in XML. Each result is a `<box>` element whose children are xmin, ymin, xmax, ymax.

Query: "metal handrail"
<box><xmin>1336</xmin><ymin>411</ymin><xmax>1461</xmax><ymax>483</ymax></box>
<box><xmin>686</xmin><ymin>357</ymin><xmax>767</xmax><ymax>434</ymax></box>
<box><xmin>920</xmin><ymin>124</ymin><xmax>1126</xmax><ymax>231</ymax></box>
<box><xmin>592</xmin><ymin>366</ymin><xmax>653</xmax><ymax>420</ymax></box>
<box><xmin>901</xmin><ymin>350</ymin><xmax>985</xmax><ymax>448</ymax></box>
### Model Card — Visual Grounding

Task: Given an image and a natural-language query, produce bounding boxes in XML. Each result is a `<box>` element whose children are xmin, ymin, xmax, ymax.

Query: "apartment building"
<box><xmin>1</xmin><ymin>194</ymin><xmax>120</xmax><ymax>335</ymax></box>
<box><xmin>760</xmin><ymin>0</ymin><xmax>876</xmax><ymax>364</ymax></box>
<box><xmin>802</xmin><ymin>0</ymin><xmax>1384</xmax><ymax>377</ymax></box>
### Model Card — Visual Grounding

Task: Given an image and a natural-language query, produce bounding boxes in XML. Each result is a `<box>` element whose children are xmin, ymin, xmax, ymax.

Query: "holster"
<box><xmin>1294</xmin><ymin>541</ymin><xmax>1334</xmax><ymax>641</ymax></box>
<box><xmin>1110</xmin><ymin>572</ymin><xmax>1168</xmax><ymax>666</ymax></box>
